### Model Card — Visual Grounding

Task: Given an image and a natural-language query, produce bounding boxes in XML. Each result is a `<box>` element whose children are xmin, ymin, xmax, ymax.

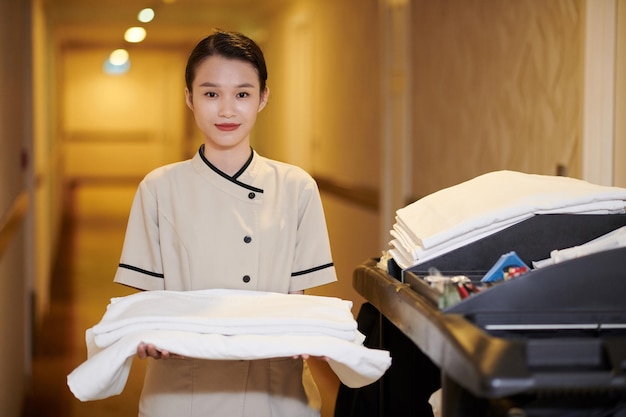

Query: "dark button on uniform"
<box><xmin>248</xmin><ymin>192</ymin><xmax>256</xmax><ymax>199</ymax></box>
<box><xmin>244</xmin><ymin>236</ymin><xmax>252</xmax><ymax>244</ymax></box>
<box><xmin>242</xmin><ymin>275</ymin><xmax>251</xmax><ymax>283</ymax></box>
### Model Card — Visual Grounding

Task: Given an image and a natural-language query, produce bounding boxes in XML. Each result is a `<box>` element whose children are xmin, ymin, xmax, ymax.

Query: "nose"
<box><xmin>218</xmin><ymin>97</ymin><xmax>236</xmax><ymax>118</ymax></box>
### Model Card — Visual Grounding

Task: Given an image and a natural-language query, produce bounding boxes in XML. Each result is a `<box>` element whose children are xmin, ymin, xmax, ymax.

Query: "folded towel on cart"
<box><xmin>390</xmin><ymin>171</ymin><xmax>626</xmax><ymax>269</ymax></box>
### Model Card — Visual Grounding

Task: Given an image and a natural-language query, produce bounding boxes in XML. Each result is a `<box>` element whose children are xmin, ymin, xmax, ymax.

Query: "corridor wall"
<box><xmin>0</xmin><ymin>1</ymin><xmax>33</xmax><ymax>416</ymax></box>
<box><xmin>616</xmin><ymin>0</ymin><xmax>626</xmax><ymax>187</ymax></box>
<box><xmin>410</xmin><ymin>0</ymin><xmax>586</xmax><ymax>196</ymax></box>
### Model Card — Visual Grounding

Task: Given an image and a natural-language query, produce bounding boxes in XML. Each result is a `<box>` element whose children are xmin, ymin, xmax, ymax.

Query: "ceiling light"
<box><xmin>138</xmin><ymin>8</ymin><xmax>155</xmax><ymax>23</ymax></box>
<box><xmin>104</xmin><ymin>49</ymin><xmax>131</xmax><ymax>75</ymax></box>
<box><xmin>124</xmin><ymin>27</ymin><xmax>147</xmax><ymax>43</ymax></box>
<box><xmin>109</xmin><ymin>49</ymin><xmax>129</xmax><ymax>66</ymax></box>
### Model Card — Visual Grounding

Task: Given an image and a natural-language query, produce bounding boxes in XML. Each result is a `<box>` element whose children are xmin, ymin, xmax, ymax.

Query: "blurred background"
<box><xmin>1</xmin><ymin>0</ymin><xmax>625</xmax><ymax>416</ymax></box>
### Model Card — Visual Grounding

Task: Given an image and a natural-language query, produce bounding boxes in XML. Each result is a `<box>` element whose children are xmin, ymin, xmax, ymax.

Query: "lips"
<box><xmin>215</xmin><ymin>123</ymin><xmax>240</xmax><ymax>132</ymax></box>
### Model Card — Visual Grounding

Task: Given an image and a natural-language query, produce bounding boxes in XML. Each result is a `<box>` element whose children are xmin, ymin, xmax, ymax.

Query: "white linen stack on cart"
<box><xmin>67</xmin><ymin>289</ymin><xmax>392</xmax><ymax>401</ymax></box>
<box><xmin>389</xmin><ymin>171</ymin><xmax>626</xmax><ymax>269</ymax></box>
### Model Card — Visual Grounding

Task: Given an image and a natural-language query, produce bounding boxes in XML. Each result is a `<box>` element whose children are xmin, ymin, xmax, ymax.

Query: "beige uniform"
<box><xmin>114</xmin><ymin>146</ymin><xmax>337</xmax><ymax>417</ymax></box>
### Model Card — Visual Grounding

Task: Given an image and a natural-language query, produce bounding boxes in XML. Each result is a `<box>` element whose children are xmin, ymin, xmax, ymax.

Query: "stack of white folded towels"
<box><xmin>389</xmin><ymin>171</ymin><xmax>626</xmax><ymax>269</ymax></box>
<box><xmin>67</xmin><ymin>289</ymin><xmax>392</xmax><ymax>401</ymax></box>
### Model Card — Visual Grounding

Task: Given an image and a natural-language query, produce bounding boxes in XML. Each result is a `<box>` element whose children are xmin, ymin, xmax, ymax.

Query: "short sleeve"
<box><xmin>289</xmin><ymin>179</ymin><xmax>337</xmax><ymax>292</ymax></box>
<box><xmin>113</xmin><ymin>181</ymin><xmax>165</xmax><ymax>291</ymax></box>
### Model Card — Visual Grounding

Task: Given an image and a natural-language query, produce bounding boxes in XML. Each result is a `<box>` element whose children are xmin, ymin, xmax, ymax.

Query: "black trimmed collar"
<box><xmin>198</xmin><ymin>145</ymin><xmax>263</xmax><ymax>193</ymax></box>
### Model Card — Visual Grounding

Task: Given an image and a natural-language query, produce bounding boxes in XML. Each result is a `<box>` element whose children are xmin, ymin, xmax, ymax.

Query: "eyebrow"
<box><xmin>198</xmin><ymin>82</ymin><xmax>256</xmax><ymax>89</ymax></box>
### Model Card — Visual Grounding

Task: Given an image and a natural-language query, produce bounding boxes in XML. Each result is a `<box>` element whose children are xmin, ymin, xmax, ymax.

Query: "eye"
<box><xmin>205</xmin><ymin>92</ymin><xmax>217</xmax><ymax>98</ymax></box>
<box><xmin>237</xmin><ymin>92</ymin><xmax>249</xmax><ymax>98</ymax></box>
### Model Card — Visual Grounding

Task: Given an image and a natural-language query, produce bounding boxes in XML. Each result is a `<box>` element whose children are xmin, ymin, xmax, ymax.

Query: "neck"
<box><xmin>202</xmin><ymin>144</ymin><xmax>252</xmax><ymax>177</ymax></box>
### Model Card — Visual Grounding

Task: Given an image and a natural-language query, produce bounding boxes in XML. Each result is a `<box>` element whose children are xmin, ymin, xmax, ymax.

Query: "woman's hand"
<box><xmin>137</xmin><ymin>342</ymin><xmax>185</xmax><ymax>360</ymax></box>
<box><xmin>292</xmin><ymin>354</ymin><xmax>329</xmax><ymax>362</ymax></box>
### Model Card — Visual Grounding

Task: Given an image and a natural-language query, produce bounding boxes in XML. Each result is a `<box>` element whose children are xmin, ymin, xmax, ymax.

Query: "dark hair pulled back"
<box><xmin>185</xmin><ymin>29</ymin><xmax>267</xmax><ymax>93</ymax></box>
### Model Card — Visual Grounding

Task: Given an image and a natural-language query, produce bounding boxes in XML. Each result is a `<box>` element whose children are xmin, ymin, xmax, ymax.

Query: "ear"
<box><xmin>185</xmin><ymin>87</ymin><xmax>194</xmax><ymax>110</ymax></box>
<box><xmin>258</xmin><ymin>87</ymin><xmax>270</xmax><ymax>113</ymax></box>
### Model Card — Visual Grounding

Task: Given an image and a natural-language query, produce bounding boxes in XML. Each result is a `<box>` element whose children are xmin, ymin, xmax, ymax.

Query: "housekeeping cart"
<box><xmin>348</xmin><ymin>214</ymin><xmax>626</xmax><ymax>417</ymax></box>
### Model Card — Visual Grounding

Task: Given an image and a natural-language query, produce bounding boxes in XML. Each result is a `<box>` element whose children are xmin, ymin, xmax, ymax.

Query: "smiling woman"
<box><xmin>106</xmin><ymin>29</ymin><xmax>338</xmax><ymax>417</ymax></box>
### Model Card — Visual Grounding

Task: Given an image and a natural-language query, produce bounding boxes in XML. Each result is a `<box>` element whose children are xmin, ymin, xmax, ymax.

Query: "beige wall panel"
<box><xmin>71</xmin><ymin>184</ymin><xmax>138</xmax><ymax>220</ymax></box>
<box><xmin>0</xmin><ymin>0</ymin><xmax>30</xmax><ymax>415</ymax></box>
<box><xmin>0</xmin><ymin>14</ymin><xmax>27</xmax><ymax>212</ymax></box>
<box><xmin>253</xmin><ymin>2</ymin><xmax>306</xmax><ymax>164</ymax></box>
<box><xmin>64</xmin><ymin>141</ymin><xmax>163</xmax><ymax>178</ymax></box>
<box><xmin>61</xmin><ymin>48</ymin><xmax>188</xmax><ymax>175</ymax></box>
<box><xmin>410</xmin><ymin>0</ymin><xmax>584</xmax><ymax>197</ymax></box>
<box><xmin>63</xmin><ymin>49</ymin><xmax>184</xmax><ymax>131</ymax></box>
<box><xmin>310</xmin><ymin>0</ymin><xmax>381</xmax><ymax>186</ymax></box>
<box><xmin>258</xmin><ymin>0</ymin><xmax>381</xmax><ymax>187</ymax></box>
<box><xmin>616</xmin><ymin>0</ymin><xmax>626</xmax><ymax>187</ymax></box>
<box><xmin>32</xmin><ymin>0</ymin><xmax>58</xmax><ymax>322</ymax></box>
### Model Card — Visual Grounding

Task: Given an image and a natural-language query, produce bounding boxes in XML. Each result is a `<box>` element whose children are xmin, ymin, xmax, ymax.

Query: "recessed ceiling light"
<box><xmin>109</xmin><ymin>49</ymin><xmax>129</xmax><ymax>66</ymax></box>
<box><xmin>104</xmin><ymin>49</ymin><xmax>131</xmax><ymax>75</ymax></box>
<box><xmin>124</xmin><ymin>27</ymin><xmax>147</xmax><ymax>43</ymax></box>
<box><xmin>138</xmin><ymin>8</ymin><xmax>155</xmax><ymax>23</ymax></box>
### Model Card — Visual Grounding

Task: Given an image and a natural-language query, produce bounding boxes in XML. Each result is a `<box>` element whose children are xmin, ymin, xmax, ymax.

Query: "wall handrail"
<box><xmin>0</xmin><ymin>191</ymin><xmax>29</xmax><ymax>260</ymax></box>
<box><xmin>314</xmin><ymin>175</ymin><xmax>379</xmax><ymax>211</ymax></box>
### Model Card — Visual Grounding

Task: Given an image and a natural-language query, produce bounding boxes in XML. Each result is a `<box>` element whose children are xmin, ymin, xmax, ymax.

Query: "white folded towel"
<box><xmin>67</xmin><ymin>289</ymin><xmax>392</xmax><ymax>401</ymax></box>
<box><xmin>391</xmin><ymin>171</ymin><xmax>626</xmax><ymax>269</ymax></box>
<box><xmin>92</xmin><ymin>289</ymin><xmax>359</xmax><ymax>347</ymax></box>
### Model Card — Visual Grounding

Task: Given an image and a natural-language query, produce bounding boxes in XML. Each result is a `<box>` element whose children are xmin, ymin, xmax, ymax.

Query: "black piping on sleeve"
<box><xmin>119</xmin><ymin>263</ymin><xmax>165</xmax><ymax>279</ymax></box>
<box><xmin>291</xmin><ymin>262</ymin><xmax>334</xmax><ymax>277</ymax></box>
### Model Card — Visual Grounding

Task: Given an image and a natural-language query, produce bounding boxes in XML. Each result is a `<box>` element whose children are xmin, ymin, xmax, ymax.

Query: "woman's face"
<box><xmin>185</xmin><ymin>55</ymin><xmax>268</xmax><ymax>154</ymax></box>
